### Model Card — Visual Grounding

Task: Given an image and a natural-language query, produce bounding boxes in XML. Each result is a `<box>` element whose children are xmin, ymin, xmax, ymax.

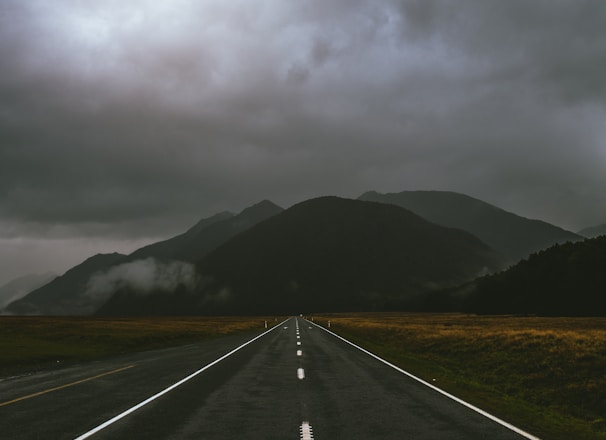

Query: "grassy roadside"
<box><xmin>0</xmin><ymin>316</ymin><xmax>282</xmax><ymax>378</ymax></box>
<box><xmin>314</xmin><ymin>313</ymin><xmax>606</xmax><ymax>440</ymax></box>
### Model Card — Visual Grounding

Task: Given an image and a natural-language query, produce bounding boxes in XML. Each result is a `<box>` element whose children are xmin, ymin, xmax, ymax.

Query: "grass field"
<box><xmin>0</xmin><ymin>316</ymin><xmax>280</xmax><ymax>377</ymax></box>
<box><xmin>314</xmin><ymin>313</ymin><xmax>606</xmax><ymax>440</ymax></box>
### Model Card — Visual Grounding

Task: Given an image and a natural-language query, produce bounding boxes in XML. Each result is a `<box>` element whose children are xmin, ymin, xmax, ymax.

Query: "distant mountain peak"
<box><xmin>250</xmin><ymin>199</ymin><xmax>280</xmax><ymax>208</ymax></box>
<box><xmin>239</xmin><ymin>199</ymin><xmax>283</xmax><ymax>215</ymax></box>
<box><xmin>578</xmin><ymin>223</ymin><xmax>606</xmax><ymax>238</ymax></box>
<box><xmin>360</xmin><ymin>189</ymin><xmax>582</xmax><ymax>261</ymax></box>
<box><xmin>0</xmin><ymin>272</ymin><xmax>57</xmax><ymax>310</ymax></box>
<box><xmin>185</xmin><ymin>211</ymin><xmax>234</xmax><ymax>235</ymax></box>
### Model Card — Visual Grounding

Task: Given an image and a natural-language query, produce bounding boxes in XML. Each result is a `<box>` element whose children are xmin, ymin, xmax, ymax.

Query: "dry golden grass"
<box><xmin>0</xmin><ymin>316</ymin><xmax>282</xmax><ymax>376</ymax></box>
<box><xmin>315</xmin><ymin>313</ymin><xmax>606</xmax><ymax>440</ymax></box>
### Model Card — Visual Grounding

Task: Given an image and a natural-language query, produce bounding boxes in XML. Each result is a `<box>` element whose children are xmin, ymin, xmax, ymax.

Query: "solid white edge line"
<box><xmin>74</xmin><ymin>318</ymin><xmax>290</xmax><ymax>440</ymax></box>
<box><xmin>307</xmin><ymin>319</ymin><xmax>541</xmax><ymax>440</ymax></box>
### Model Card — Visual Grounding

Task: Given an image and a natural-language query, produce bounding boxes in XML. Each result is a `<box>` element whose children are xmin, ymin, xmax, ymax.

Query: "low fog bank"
<box><xmin>85</xmin><ymin>258</ymin><xmax>199</xmax><ymax>304</ymax></box>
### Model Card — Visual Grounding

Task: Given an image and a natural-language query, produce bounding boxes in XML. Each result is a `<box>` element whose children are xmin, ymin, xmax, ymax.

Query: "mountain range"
<box><xmin>419</xmin><ymin>235</ymin><xmax>606</xmax><ymax>316</ymax></box>
<box><xmin>5</xmin><ymin>253</ymin><xmax>126</xmax><ymax>315</ymax></box>
<box><xmin>4</xmin><ymin>190</ymin><xmax>597</xmax><ymax>316</ymax></box>
<box><xmin>0</xmin><ymin>272</ymin><xmax>56</xmax><ymax>309</ymax></box>
<box><xmin>467</xmin><ymin>235</ymin><xmax>606</xmax><ymax>315</ymax></box>
<box><xmin>125</xmin><ymin>200</ymin><xmax>282</xmax><ymax>263</ymax></box>
<box><xmin>5</xmin><ymin>201</ymin><xmax>283</xmax><ymax>315</ymax></box>
<box><xmin>98</xmin><ymin>197</ymin><xmax>504</xmax><ymax>315</ymax></box>
<box><xmin>578</xmin><ymin>223</ymin><xmax>606</xmax><ymax>238</ymax></box>
<box><xmin>359</xmin><ymin>190</ymin><xmax>582</xmax><ymax>261</ymax></box>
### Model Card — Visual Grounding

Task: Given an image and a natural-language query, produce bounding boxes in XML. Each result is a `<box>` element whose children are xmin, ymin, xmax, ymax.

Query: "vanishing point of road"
<box><xmin>0</xmin><ymin>317</ymin><xmax>539</xmax><ymax>439</ymax></box>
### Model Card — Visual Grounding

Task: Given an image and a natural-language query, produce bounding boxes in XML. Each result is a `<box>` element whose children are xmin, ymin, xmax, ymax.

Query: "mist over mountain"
<box><xmin>5</xmin><ymin>253</ymin><xmax>126</xmax><ymax>315</ymax></box>
<box><xmin>0</xmin><ymin>272</ymin><xmax>56</xmax><ymax>310</ymax></box>
<box><xmin>359</xmin><ymin>190</ymin><xmax>582</xmax><ymax>262</ymax></box>
<box><xmin>99</xmin><ymin>197</ymin><xmax>505</xmax><ymax>316</ymax></box>
<box><xmin>4</xmin><ymin>200</ymin><xmax>283</xmax><ymax>315</ymax></box>
<box><xmin>578</xmin><ymin>223</ymin><xmax>606</xmax><ymax>238</ymax></box>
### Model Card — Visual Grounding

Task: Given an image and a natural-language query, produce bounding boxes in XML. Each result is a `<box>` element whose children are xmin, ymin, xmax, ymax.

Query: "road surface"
<box><xmin>0</xmin><ymin>317</ymin><xmax>538</xmax><ymax>439</ymax></box>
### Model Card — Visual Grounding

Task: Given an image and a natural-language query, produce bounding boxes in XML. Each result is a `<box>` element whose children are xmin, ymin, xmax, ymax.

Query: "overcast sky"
<box><xmin>1</xmin><ymin>0</ymin><xmax>606</xmax><ymax>285</ymax></box>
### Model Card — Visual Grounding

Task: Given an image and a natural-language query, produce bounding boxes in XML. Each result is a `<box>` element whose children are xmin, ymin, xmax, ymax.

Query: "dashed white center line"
<box><xmin>300</xmin><ymin>421</ymin><xmax>314</xmax><ymax>440</ymax></box>
<box><xmin>295</xmin><ymin>320</ymin><xmax>311</xmax><ymax>437</ymax></box>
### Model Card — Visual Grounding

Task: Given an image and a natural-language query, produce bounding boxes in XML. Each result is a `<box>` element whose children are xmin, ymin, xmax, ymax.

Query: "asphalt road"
<box><xmin>0</xmin><ymin>317</ymin><xmax>538</xmax><ymax>439</ymax></box>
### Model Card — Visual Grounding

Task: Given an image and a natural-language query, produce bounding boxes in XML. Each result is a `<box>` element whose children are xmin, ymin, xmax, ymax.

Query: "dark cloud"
<box><xmin>1</xmin><ymin>0</ymin><xmax>606</xmax><ymax>283</ymax></box>
<box><xmin>396</xmin><ymin>0</ymin><xmax>606</xmax><ymax>104</ymax></box>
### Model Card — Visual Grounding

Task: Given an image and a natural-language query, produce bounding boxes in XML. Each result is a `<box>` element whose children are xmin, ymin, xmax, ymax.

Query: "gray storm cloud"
<box><xmin>1</xmin><ymin>0</ymin><xmax>606</xmax><ymax>284</ymax></box>
<box><xmin>85</xmin><ymin>258</ymin><xmax>199</xmax><ymax>302</ymax></box>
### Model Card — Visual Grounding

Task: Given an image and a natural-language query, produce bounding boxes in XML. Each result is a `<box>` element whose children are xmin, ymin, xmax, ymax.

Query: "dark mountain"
<box><xmin>126</xmin><ymin>211</ymin><xmax>234</xmax><ymax>262</ymax></box>
<box><xmin>578</xmin><ymin>223</ymin><xmax>606</xmax><ymax>238</ymax></box>
<box><xmin>0</xmin><ymin>272</ymin><xmax>56</xmax><ymax>310</ymax></box>
<box><xmin>125</xmin><ymin>200</ymin><xmax>283</xmax><ymax>263</ymax></box>
<box><xmin>359</xmin><ymin>190</ymin><xmax>582</xmax><ymax>262</ymax></box>
<box><xmin>459</xmin><ymin>236</ymin><xmax>606</xmax><ymax>316</ymax></box>
<box><xmin>98</xmin><ymin>197</ymin><xmax>505</xmax><ymax>316</ymax></box>
<box><xmin>6</xmin><ymin>200</ymin><xmax>283</xmax><ymax>315</ymax></box>
<box><xmin>5</xmin><ymin>253</ymin><xmax>125</xmax><ymax>315</ymax></box>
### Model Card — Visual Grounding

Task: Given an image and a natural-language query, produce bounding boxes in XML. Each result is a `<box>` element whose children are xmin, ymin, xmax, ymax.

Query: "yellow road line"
<box><xmin>0</xmin><ymin>364</ymin><xmax>136</xmax><ymax>407</ymax></box>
